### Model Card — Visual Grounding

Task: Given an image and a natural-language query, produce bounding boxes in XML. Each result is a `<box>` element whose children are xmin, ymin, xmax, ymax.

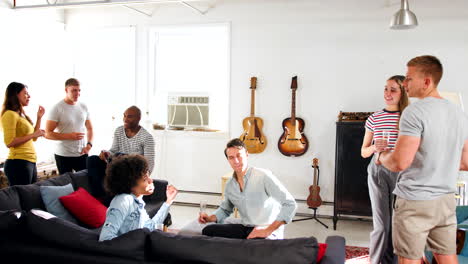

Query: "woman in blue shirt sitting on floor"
<box><xmin>99</xmin><ymin>154</ymin><xmax>178</xmax><ymax>241</ymax></box>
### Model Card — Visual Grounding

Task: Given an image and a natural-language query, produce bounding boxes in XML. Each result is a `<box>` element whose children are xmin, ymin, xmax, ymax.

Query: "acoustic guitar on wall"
<box><xmin>306</xmin><ymin>158</ymin><xmax>322</xmax><ymax>208</ymax></box>
<box><xmin>278</xmin><ymin>76</ymin><xmax>309</xmax><ymax>156</ymax></box>
<box><xmin>240</xmin><ymin>77</ymin><xmax>267</xmax><ymax>153</ymax></box>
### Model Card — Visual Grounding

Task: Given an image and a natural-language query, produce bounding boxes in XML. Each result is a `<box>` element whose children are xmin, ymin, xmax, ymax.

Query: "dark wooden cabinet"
<box><xmin>333</xmin><ymin>121</ymin><xmax>372</xmax><ymax>230</ymax></box>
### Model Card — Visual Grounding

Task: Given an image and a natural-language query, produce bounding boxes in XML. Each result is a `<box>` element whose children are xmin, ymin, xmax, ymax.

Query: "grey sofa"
<box><xmin>0</xmin><ymin>170</ymin><xmax>346</xmax><ymax>264</ymax></box>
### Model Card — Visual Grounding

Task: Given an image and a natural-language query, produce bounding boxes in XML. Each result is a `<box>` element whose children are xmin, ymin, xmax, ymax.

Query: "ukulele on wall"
<box><xmin>306</xmin><ymin>158</ymin><xmax>322</xmax><ymax>208</ymax></box>
<box><xmin>278</xmin><ymin>76</ymin><xmax>309</xmax><ymax>156</ymax></box>
<box><xmin>240</xmin><ymin>77</ymin><xmax>267</xmax><ymax>153</ymax></box>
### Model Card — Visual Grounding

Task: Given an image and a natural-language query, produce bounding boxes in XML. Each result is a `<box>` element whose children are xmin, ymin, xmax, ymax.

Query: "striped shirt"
<box><xmin>365</xmin><ymin>110</ymin><xmax>400</xmax><ymax>150</ymax></box>
<box><xmin>109</xmin><ymin>126</ymin><xmax>155</xmax><ymax>172</ymax></box>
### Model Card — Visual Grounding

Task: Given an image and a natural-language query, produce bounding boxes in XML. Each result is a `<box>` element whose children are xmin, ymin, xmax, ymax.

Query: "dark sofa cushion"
<box><xmin>15</xmin><ymin>173</ymin><xmax>73</xmax><ymax>211</ymax></box>
<box><xmin>25</xmin><ymin>210</ymin><xmax>148</xmax><ymax>262</ymax></box>
<box><xmin>0</xmin><ymin>240</ymin><xmax>160</xmax><ymax>264</ymax></box>
<box><xmin>0</xmin><ymin>220</ymin><xmax>161</xmax><ymax>264</ymax></box>
<box><xmin>321</xmin><ymin>236</ymin><xmax>346</xmax><ymax>264</ymax></box>
<box><xmin>40</xmin><ymin>172</ymin><xmax>73</xmax><ymax>186</ymax></box>
<box><xmin>145</xmin><ymin>201</ymin><xmax>172</xmax><ymax>227</ymax></box>
<box><xmin>144</xmin><ymin>179</ymin><xmax>172</xmax><ymax>226</ymax></box>
<box><xmin>69</xmin><ymin>169</ymin><xmax>91</xmax><ymax>193</ymax></box>
<box><xmin>145</xmin><ymin>200</ymin><xmax>167</xmax><ymax>216</ymax></box>
<box><xmin>15</xmin><ymin>184</ymin><xmax>45</xmax><ymax>211</ymax></box>
<box><xmin>143</xmin><ymin>179</ymin><xmax>168</xmax><ymax>204</ymax></box>
<box><xmin>0</xmin><ymin>186</ymin><xmax>21</xmax><ymax>211</ymax></box>
<box><xmin>148</xmin><ymin>231</ymin><xmax>318</xmax><ymax>264</ymax></box>
<box><xmin>0</xmin><ymin>210</ymin><xmax>23</xmax><ymax>239</ymax></box>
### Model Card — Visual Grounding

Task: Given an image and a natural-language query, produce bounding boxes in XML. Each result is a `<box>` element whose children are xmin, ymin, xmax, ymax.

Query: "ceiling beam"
<box><xmin>12</xmin><ymin>0</ymin><xmax>206</xmax><ymax>10</ymax></box>
<box><xmin>181</xmin><ymin>1</ymin><xmax>211</xmax><ymax>15</ymax></box>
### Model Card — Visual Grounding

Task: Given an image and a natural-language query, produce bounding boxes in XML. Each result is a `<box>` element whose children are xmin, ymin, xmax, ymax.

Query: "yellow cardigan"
<box><xmin>1</xmin><ymin>110</ymin><xmax>37</xmax><ymax>163</ymax></box>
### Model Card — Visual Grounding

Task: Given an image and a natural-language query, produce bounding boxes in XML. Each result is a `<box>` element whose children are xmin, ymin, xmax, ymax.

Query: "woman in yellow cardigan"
<box><xmin>1</xmin><ymin>82</ymin><xmax>45</xmax><ymax>186</ymax></box>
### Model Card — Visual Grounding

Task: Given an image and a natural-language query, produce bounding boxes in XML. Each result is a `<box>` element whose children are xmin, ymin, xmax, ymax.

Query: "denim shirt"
<box><xmin>214</xmin><ymin>167</ymin><xmax>297</xmax><ymax>228</ymax></box>
<box><xmin>99</xmin><ymin>193</ymin><xmax>170</xmax><ymax>241</ymax></box>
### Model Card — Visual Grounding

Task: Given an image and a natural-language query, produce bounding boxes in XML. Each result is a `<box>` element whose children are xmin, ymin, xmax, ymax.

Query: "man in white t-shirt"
<box><xmin>45</xmin><ymin>78</ymin><xmax>93</xmax><ymax>175</ymax></box>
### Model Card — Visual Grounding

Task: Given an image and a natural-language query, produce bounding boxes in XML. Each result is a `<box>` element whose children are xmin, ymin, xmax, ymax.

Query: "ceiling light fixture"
<box><xmin>390</xmin><ymin>0</ymin><xmax>418</xmax><ymax>30</ymax></box>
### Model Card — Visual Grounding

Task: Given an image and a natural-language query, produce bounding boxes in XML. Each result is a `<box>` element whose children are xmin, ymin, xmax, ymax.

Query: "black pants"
<box><xmin>55</xmin><ymin>154</ymin><xmax>88</xmax><ymax>175</ymax></box>
<box><xmin>86</xmin><ymin>155</ymin><xmax>108</xmax><ymax>199</ymax></box>
<box><xmin>202</xmin><ymin>224</ymin><xmax>255</xmax><ymax>239</ymax></box>
<box><xmin>87</xmin><ymin>153</ymin><xmax>127</xmax><ymax>206</ymax></box>
<box><xmin>4</xmin><ymin>159</ymin><xmax>37</xmax><ymax>186</ymax></box>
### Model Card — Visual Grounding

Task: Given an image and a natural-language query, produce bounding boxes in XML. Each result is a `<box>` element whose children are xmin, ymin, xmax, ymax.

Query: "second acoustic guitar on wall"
<box><xmin>278</xmin><ymin>76</ymin><xmax>309</xmax><ymax>157</ymax></box>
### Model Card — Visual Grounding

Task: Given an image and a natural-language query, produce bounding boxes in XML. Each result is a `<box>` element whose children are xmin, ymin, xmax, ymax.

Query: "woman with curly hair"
<box><xmin>99</xmin><ymin>154</ymin><xmax>178</xmax><ymax>241</ymax></box>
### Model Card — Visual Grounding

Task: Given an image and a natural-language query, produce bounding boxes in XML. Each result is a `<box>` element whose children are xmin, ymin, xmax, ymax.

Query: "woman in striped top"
<box><xmin>361</xmin><ymin>75</ymin><xmax>409</xmax><ymax>264</ymax></box>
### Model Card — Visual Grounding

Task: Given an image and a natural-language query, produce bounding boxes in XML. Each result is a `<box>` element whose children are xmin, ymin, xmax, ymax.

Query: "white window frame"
<box><xmin>148</xmin><ymin>22</ymin><xmax>231</xmax><ymax>132</ymax></box>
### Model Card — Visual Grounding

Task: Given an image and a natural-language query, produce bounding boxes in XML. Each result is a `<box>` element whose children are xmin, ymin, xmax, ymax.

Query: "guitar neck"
<box><xmin>313</xmin><ymin>167</ymin><xmax>318</xmax><ymax>186</ymax></box>
<box><xmin>250</xmin><ymin>89</ymin><xmax>255</xmax><ymax>117</ymax></box>
<box><xmin>291</xmin><ymin>89</ymin><xmax>296</xmax><ymax>123</ymax></box>
<box><xmin>290</xmin><ymin>76</ymin><xmax>297</xmax><ymax>123</ymax></box>
<box><xmin>250</xmin><ymin>77</ymin><xmax>257</xmax><ymax>117</ymax></box>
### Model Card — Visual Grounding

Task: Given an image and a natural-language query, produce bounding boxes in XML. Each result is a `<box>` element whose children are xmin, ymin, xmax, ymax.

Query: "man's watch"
<box><xmin>87</xmin><ymin>142</ymin><xmax>93</xmax><ymax>147</ymax></box>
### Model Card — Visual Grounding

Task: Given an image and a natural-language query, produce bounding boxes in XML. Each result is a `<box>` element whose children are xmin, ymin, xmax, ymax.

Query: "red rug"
<box><xmin>345</xmin><ymin>246</ymin><xmax>370</xmax><ymax>264</ymax></box>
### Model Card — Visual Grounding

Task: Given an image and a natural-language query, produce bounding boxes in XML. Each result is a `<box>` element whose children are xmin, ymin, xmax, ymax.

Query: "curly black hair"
<box><xmin>104</xmin><ymin>154</ymin><xmax>149</xmax><ymax>196</ymax></box>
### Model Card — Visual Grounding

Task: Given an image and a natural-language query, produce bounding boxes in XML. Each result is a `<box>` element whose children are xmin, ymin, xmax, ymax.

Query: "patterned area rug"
<box><xmin>345</xmin><ymin>246</ymin><xmax>370</xmax><ymax>264</ymax></box>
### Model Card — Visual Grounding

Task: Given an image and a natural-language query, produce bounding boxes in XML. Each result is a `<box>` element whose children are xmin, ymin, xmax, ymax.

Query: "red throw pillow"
<box><xmin>59</xmin><ymin>187</ymin><xmax>107</xmax><ymax>228</ymax></box>
<box><xmin>317</xmin><ymin>243</ymin><xmax>328</xmax><ymax>263</ymax></box>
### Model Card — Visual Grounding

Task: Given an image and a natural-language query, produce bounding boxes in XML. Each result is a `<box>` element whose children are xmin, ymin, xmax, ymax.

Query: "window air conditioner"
<box><xmin>167</xmin><ymin>95</ymin><xmax>209</xmax><ymax>128</ymax></box>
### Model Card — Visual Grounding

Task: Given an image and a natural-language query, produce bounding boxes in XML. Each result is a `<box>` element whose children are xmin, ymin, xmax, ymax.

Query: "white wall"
<box><xmin>0</xmin><ymin>8</ymin><xmax>72</xmax><ymax>161</ymax></box>
<box><xmin>60</xmin><ymin>0</ymin><xmax>468</xmax><ymax>213</ymax></box>
<box><xmin>67</xmin><ymin>27</ymin><xmax>137</xmax><ymax>155</ymax></box>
